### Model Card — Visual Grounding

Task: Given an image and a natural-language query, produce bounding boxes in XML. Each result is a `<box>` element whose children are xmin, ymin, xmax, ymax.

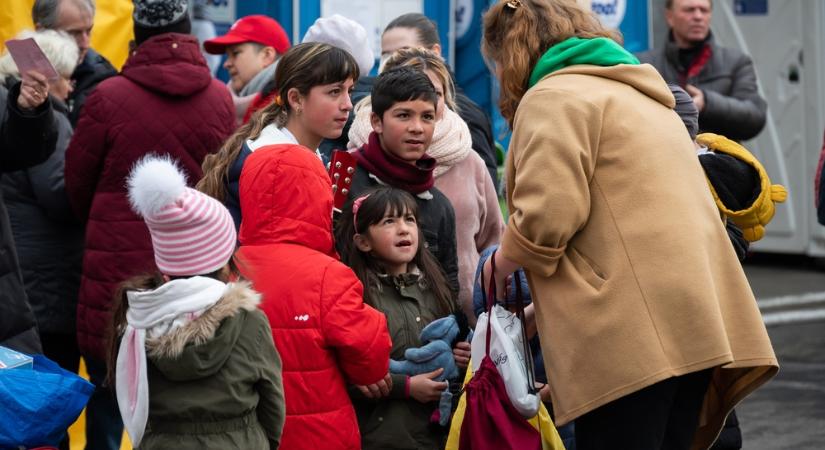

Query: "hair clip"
<box><xmin>274</xmin><ymin>94</ymin><xmax>283</xmax><ymax>106</ymax></box>
<box><xmin>505</xmin><ymin>0</ymin><xmax>522</xmax><ymax>9</ymax></box>
<box><xmin>352</xmin><ymin>194</ymin><xmax>370</xmax><ymax>224</ymax></box>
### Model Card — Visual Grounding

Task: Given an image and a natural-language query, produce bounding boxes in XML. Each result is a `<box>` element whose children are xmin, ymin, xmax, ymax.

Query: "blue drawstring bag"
<box><xmin>0</xmin><ymin>354</ymin><xmax>94</xmax><ymax>448</ymax></box>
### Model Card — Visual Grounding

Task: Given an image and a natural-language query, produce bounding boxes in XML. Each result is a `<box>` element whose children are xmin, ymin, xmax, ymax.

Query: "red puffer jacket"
<box><xmin>236</xmin><ymin>145</ymin><xmax>391</xmax><ymax>450</ymax></box>
<box><xmin>65</xmin><ymin>33</ymin><xmax>235</xmax><ymax>362</ymax></box>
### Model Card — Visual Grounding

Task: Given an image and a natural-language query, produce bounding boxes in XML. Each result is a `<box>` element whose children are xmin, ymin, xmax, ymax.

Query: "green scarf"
<box><xmin>528</xmin><ymin>37</ymin><xmax>639</xmax><ymax>88</ymax></box>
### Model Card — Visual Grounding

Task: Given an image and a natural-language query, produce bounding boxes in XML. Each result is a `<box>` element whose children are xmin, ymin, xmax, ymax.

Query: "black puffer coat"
<box><xmin>0</xmin><ymin>80</ymin><xmax>58</xmax><ymax>353</ymax></box>
<box><xmin>1</xmin><ymin>95</ymin><xmax>82</xmax><ymax>335</ymax></box>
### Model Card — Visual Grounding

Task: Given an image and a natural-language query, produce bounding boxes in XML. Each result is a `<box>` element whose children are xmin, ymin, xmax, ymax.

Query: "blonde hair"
<box><xmin>482</xmin><ymin>0</ymin><xmax>620</xmax><ymax>127</ymax></box>
<box><xmin>382</xmin><ymin>47</ymin><xmax>457</xmax><ymax>111</ymax></box>
<box><xmin>197</xmin><ymin>42</ymin><xmax>359</xmax><ymax>201</ymax></box>
<box><xmin>0</xmin><ymin>29</ymin><xmax>78</xmax><ymax>81</ymax></box>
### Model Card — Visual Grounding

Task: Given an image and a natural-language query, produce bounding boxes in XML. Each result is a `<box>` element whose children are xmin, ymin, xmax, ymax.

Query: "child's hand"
<box><xmin>453</xmin><ymin>341</ymin><xmax>471</xmax><ymax>369</ymax></box>
<box><xmin>356</xmin><ymin>372</ymin><xmax>393</xmax><ymax>399</ymax></box>
<box><xmin>409</xmin><ymin>368</ymin><xmax>448</xmax><ymax>403</ymax></box>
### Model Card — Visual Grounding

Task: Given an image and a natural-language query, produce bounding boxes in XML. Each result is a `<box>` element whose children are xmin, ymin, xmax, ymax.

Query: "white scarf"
<box><xmin>115</xmin><ymin>276</ymin><xmax>227</xmax><ymax>446</ymax></box>
<box><xmin>347</xmin><ymin>97</ymin><xmax>472</xmax><ymax>177</ymax></box>
<box><xmin>248</xmin><ymin>123</ymin><xmax>324</xmax><ymax>161</ymax></box>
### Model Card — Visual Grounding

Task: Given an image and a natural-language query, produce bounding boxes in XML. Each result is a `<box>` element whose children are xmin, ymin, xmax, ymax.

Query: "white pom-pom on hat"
<box><xmin>127</xmin><ymin>154</ymin><xmax>188</xmax><ymax>218</ymax></box>
<box><xmin>125</xmin><ymin>154</ymin><xmax>237</xmax><ymax>276</ymax></box>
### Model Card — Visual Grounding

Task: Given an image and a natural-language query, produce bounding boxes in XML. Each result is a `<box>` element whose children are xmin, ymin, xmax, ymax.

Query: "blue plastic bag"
<box><xmin>0</xmin><ymin>354</ymin><xmax>94</xmax><ymax>448</ymax></box>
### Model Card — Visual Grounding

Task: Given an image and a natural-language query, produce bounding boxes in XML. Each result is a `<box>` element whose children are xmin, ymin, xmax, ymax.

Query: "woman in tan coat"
<box><xmin>479</xmin><ymin>1</ymin><xmax>777</xmax><ymax>449</ymax></box>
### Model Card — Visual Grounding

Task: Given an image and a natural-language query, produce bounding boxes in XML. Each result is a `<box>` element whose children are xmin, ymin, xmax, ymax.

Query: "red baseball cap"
<box><xmin>204</xmin><ymin>15</ymin><xmax>290</xmax><ymax>55</ymax></box>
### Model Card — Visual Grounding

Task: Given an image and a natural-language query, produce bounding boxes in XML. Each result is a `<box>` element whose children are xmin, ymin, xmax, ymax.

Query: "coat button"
<box><xmin>172</xmin><ymin>42</ymin><xmax>178</xmax><ymax>49</ymax></box>
<box><xmin>378</xmin><ymin>417</ymin><xmax>383</xmax><ymax>422</ymax></box>
<box><xmin>415</xmin><ymin>316</ymin><xmax>421</xmax><ymax>322</ymax></box>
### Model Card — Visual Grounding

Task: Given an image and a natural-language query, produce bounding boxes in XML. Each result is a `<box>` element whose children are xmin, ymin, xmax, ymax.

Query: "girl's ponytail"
<box><xmin>197</xmin><ymin>101</ymin><xmax>287</xmax><ymax>201</ymax></box>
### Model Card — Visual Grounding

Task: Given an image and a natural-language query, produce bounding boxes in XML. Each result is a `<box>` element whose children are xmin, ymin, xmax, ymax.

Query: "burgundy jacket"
<box><xmin>65</xmin><ymin>33</ymin><xmax>235</xmax><ymax>361</ymax></box>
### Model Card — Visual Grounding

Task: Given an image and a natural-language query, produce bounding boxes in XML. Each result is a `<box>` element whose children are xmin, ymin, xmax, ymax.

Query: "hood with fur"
<box><xmin>145</xmin><ymin>282</ymin><xmax>260</xmax><ymax>380</ymax></box>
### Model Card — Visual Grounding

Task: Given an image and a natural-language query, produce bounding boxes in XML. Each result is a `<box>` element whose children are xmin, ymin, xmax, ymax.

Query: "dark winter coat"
<box><xmin>68</xmin><ymin>48</ymin><xmax>117</xmax><ymax>127</ymax></box>
<box><xmin>0</xmin><ymin>80</ymin><xmax>57</xmax><ymax>354</ymax></box>
<box><xmin>637</xmin><ymin>32</ymin><xmax>767</xmax><ymax>141</ymax></box>
<box><xmin>65</xmin><ymin>33</ymin><xmax>235</xmax><ymax>362</ymax></box>
<box><xmin>352</xmin><ymin>273</ymin><xmax>447</xmax><ymax>450</ymax></box>
<box><xmin>346</xmin><ymin>163</ymin><xmax>460</xmax><ymax>296</ymax></box>
<box><xmin>1</xmin><ymin>96</ymin><xmax>82</xmax><ymax>335</ymax></box>
<box><xmin>236</xmin><ymin>144</ymin><xmax>392</xmax><ymax>450</ymax></box>
<box><xmin>142</xmin><ymin>283</ymin><xmax>285</xmax><ymax>449</ymax></box>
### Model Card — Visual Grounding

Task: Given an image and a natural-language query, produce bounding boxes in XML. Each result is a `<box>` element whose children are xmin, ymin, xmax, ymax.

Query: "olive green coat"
<box><xmin>353</xmin><ymin>273</ymin><xmax>448</xmax><ymax>450</ymax></box>
<box><xmin>141</xmin><ymin>283</ymin><xmax>285</xmax><ymax>449</ymax></box>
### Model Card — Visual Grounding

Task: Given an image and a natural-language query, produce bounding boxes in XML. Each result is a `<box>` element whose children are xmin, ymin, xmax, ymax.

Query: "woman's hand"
<box><xmin>481</xmin><ymin>251</ymin><xmax>520</xmax><ymax>301</ymax></box>
<box><xmin>452</xmin><ymin>341</ymin><xmax>471</xmax><ymax>369</ymax></box>
<box><xmin>17</xmin><ymin>70</ymin><xmax>50</xmax><ymax>111</ymax></box>
<box><xmin>356</xmin><ymin>372</ymin><xmax>393</xmax><ymax>399</ymax></box>
<box><xmin>409</xmin><ymin>368</ymin><xmax>447</xmax><ymax>403</ymax></box>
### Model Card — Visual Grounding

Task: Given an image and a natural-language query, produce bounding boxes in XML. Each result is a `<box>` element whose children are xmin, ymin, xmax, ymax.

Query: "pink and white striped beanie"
<box><xmin>127</xmin><ymin>155</ymin><xmax>236</xmax><ymax>276</ymax></box>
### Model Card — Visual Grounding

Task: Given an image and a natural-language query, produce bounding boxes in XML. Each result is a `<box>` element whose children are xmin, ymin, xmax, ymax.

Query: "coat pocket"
<box><xmin>567</xmin><ymin>247</ymin><xmax>605</xmax><ymax>291</ymax></box>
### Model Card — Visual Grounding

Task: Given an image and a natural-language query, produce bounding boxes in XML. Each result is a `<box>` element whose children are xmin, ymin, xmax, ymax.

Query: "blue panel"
<box><xmin>455</xmin><ymin>0</ymin><xmax>492</xmax><ymax>120</ymax></box>
<box><xmin>618</xmin><ymin>0</ymin><xmax>650</xmax><ymax>53</ymax></box>
<box><xmin>734</xmin><ymin>0</ymin><xmax>768</xmax><ymax>15</ymax></box>
<box><xmin>424</xmin><ymin>0</ymin><xmax>452</xmax><ymax>64</ymax></box>
<box><xmin>297</xmin><ymin>0</ymin><xmax>322</xmax><ymax>43</ymax></box>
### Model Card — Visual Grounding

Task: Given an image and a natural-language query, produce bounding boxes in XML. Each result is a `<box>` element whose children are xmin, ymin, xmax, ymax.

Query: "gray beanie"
<box><xmin>669</xmin><ymin>84</ymin><xmax>699</xmax><ymax>140</ymax></box>
<box><xmin>133</xmin><ymin>0</ymin><xmax>189</xmax><ymax>28</ymax></box>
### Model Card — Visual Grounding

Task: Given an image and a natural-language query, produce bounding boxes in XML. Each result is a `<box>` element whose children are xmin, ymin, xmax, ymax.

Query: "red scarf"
<box><xmin>679</xmin><ymin>43</ymin><xmax>712</xmax><ymax>87</ymax></box>
<box><xmin>352</xmin><ymin>132</ymin><xmax>435</xmax><ymax>194</ymax></box>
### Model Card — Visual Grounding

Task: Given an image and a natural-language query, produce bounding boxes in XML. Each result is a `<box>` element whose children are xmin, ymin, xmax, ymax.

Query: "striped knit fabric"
<box><xmin>146</xmin><ymin>188</ymin><xmax>237</xmax><ymax>276</ymax></box>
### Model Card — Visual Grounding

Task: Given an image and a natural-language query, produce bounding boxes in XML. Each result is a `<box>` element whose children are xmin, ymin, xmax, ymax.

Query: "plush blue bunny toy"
<box><xmin>389</xmin><ymin>314</ymin><xmax>459</xmax><ymax>426</ymax></box>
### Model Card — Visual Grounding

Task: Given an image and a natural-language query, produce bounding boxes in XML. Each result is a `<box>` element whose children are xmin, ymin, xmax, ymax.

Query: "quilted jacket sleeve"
<box><xmin>320</xmin><ymin>261</ymin><xmax>391</xmax><ymax>386</ymax></box>
<box><xmin>700</xmin><ymin>54</ymin><xmax>767</xmax><ymax>141</ymax></box>
<box><xmin>64</xmin><ymin>87</ymin><xmax>109</xmax><ymax>221</ymax></box>
<box><xmin>500</xmin><ymin>89</ymin><xmax>599</xmax><ymax>277</ymax></box>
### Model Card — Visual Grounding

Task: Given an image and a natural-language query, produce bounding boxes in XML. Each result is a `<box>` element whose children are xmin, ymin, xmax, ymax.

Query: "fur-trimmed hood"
<box><xmin>146</xmin><ymin>282</ymin><xmax>260</xmax><ymax>381</ymax></box>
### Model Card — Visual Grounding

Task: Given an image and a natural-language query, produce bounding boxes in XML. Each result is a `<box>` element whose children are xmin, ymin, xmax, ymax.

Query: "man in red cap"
<box><xmin>205</xmin><ymin>15</ymin><xmax>290</xmax><ymax>124</ymax></box>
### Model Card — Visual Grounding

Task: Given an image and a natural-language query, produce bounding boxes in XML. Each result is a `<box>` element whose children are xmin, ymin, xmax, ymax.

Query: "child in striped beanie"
<box><xmin>109</xmin><ymin>155</ymin><xmax>285</xmax><ymax>449</ymax></box>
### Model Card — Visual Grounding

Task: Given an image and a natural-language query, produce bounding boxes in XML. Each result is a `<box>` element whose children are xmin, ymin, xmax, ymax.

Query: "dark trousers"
<box><xmin>85</xmin><ymin>358</ymin><xmax>124</xmax><ymax>450</ymax></box>
<box><xmin>41</xmin><ymin>332</ymin><xmax>81</xmax><ymax>450</ymax></box>
<box><xmin>575</xmin><ymin>369</ymin><xmax>712</xmax><ymax>450</ymax></box>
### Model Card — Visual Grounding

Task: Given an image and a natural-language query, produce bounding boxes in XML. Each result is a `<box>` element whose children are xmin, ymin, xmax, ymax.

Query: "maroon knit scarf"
<box><xmin>352</xmin><ymin>132</ymin><xmax>435</xmax><ymax>194</ymax></box>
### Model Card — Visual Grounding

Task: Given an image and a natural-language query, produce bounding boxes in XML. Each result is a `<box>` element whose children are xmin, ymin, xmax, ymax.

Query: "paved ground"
<box><xmin>737</xmin><ymin>254</ymin><xmax>825</xmax><ymax>450</ymax></box>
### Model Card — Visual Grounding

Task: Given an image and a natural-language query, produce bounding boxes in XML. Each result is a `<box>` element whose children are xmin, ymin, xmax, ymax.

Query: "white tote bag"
<box><xmin>472</xmin><ymin>303</ymin><xmax>540</xmax><ymax>419</ymax></box>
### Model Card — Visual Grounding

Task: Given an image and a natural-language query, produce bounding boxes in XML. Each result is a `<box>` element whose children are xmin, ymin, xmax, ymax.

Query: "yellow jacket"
<box><xmin>696</xmin><ymin>132</ymin><xmax>787</xmax><ymax>241</ymax></box>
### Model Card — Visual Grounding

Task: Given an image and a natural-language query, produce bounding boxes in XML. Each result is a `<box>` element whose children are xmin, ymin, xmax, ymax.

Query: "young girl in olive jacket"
<box><xmin>336</xmin><ymin>187</ymin><xmax>465</xmax><ymax>450</ymax></box>
<box><xmin>108</xmin><ymin>156</ymin><xmax>285</xmax><ymax>449</ymax></box>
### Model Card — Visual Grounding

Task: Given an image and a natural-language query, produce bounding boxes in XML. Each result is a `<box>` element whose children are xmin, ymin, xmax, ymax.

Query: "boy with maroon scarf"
<box><xmin>342</xmin><ymin>67</ymin><xmax>459</xmax><ymax>297</ymax></box>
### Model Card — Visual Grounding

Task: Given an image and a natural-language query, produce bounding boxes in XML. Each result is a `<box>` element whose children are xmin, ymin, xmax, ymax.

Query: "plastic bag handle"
<box><xmin>479</xmin><ymin>250</ymin><xmax>498</xmax><ymax>355</ymax></box>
